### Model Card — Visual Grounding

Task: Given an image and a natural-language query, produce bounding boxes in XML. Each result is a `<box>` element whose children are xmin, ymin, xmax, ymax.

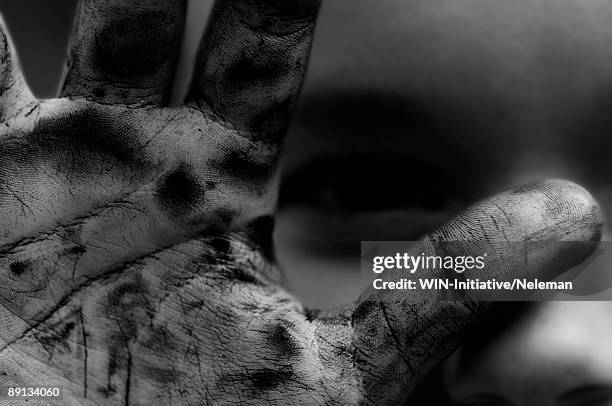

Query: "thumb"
<box><xmin>312</xmin><ymin>179</ymin><xmax>602</xmax><ymax>405</ymax></box>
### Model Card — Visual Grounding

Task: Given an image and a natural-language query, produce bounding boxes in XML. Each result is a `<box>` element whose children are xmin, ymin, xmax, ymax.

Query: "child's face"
<box><xmin>278</xmin><ymin>0</ymin><xmax>612</xmax><ymax>403</ymax></box>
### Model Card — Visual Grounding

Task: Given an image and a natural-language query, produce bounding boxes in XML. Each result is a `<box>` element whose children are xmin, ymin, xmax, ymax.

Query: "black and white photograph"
<box><xmin>0</xmin><ymin>0</ymin><xmax>610</xmax><ymax>405</ymax></box>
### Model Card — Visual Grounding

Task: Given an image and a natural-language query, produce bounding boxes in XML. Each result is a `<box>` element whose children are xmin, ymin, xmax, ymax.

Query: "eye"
<box><xmin>452</xmin><ymin>394</ymin><xmax>510</xmax><ymax>406</ymax></box>
<box><xmin>274</xmin><ymin>92</ymin><xmax>494</xmax><ymax>307</ymax></box>
<box><xmin>276</xmin><ymin>152</ymin><xmax>476</xmax><ymax>308</ymax></box>
<box><xmin>279</xmin><ymin>153</ymin><xmax>471</xmax><ymax>214</ymax></box>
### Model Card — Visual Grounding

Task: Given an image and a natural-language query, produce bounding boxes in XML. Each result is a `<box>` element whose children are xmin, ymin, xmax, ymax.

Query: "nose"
<box><xmin>443</xmin><ymin>302</ymin><xmax>612</xmax><ymax>406</ymax></box>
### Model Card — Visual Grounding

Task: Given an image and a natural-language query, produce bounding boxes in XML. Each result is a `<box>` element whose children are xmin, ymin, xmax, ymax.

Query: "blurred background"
<box><xmin>6</xmin><ymin>1</ymin><xmax>612</xmax><ymax>405</ymax></box>
<box><xmin>0</xmin><ymin>0</ymin><xmax>76</xmax><ymax>98</ymax></box>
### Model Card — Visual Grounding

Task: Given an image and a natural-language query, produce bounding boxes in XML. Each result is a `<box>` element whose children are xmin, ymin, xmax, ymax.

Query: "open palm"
<box><xmin>0</xmin><ymin>0</ymin><xmax>603</xmax><ymax>405</ymax></box>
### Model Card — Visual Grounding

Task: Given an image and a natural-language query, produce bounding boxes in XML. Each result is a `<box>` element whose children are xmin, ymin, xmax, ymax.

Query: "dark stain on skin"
<box><xmin>96</xmin><ymin>385</ymin><xmax>116</xmax><ymax>399</ymax></box>
<box><xmin>33</xmin><ymin>312</ymin><xmax>80</xmax><ymax>358</ymax></box>
<box><xmin>141</xmin><ymin>364</ymin><xmax>180</xmax><ymax>385</ymax></box>
<box><xmin>227</xmin><ymin>0</ymin><xmax>320</xmax><ymax>35</ymax></box>
<box><xmin>250</xmin><ymin>367</ymin><xmax>294</xmax><ymax>392</ymax></box>
<box><xmin>223</xmin><ymin>50</ymin><xmax>292</xmax><ymax>90</ymax></box>
<box><xmin>9</xmin><ymin>261</ymin><xmax>28</xmax><ymax>275</ymax></box>
<box><xmin>215</xmin><ymin>208</ymin><xmax>237</xmax><ymax>227</ymax></box>
<box><xmin>243</xmin><ymin>216</ymin><xmax>275</xmax><ymax>261</ymax></box>
<box><xmin>186</xmin><ymin>205</ymin><xmax>237</xmax><ymax>229</ymax></box>
<box><xmin>108</xmin><ymin>348</ymin><xmax>120</xmax><ymax>380</ymax></box>
<box><xmin>352</xmin><ymin>299</ymin><xmax>379</xmax><ymax>325</ymax></box>
<box><xmin>156</xmin><ymin>165</ymin><xmax>206</xmax><ymax>217</ymax></box>
<box><xmin>92</xmin><ymin>87</ymin><xmax>106</xmax><ymax>98</ymax></box>
<box><xmin>93</xmin><ymin>9</ymin><xmax>182</xmax><ymax>80</ymax></box>
<box><xmin>56</xmin><ymin>321</ymin><xmax>77</xmax><ymax>343</ymax></box>
<box><xmin>241</xmin><ymin>301</ymin><xmax>268</xmax><ymax>314</ymax></box>
<box><xmin>36</xmin><ymin>110</ymin><xmax>129</xmax><ymax>161</ymax></box>
<box><xmin>266</xmin><ymin>323</ymin><xmax>300</xmax><ymax>358</ymax></box>
<box><xmin>105</xmin><ymin>274</ymin><xmax>155</xmax><ymax>342</ymax></box>
<box><xmin>107</xmin><ymin>280</ymin><xmax>149</xmax><ymax>310</ymax></box>
<box><xmin>183</xmin><ymin>299</ymin><xmax>205</xmax><ymax>313</ymax></box>
<box><xmin>275</xmin><ymin>297</ymin><xmax>292</xmax><ymax>306</ymax></box>
<box><xmin>246</xmin><ymin>96</ymin><xmax>294</xmax><ymax>140</ymax></box>
<box><xmin>304</xmin><ymin>309</ymin><xmax>320</xmax><ymax>322</ymax></box>
<box><xmin>66</xmin><ymin>245</ymin><xmax>87</xmax><ymax>256</ymax></box>
<box><xmin>225</xmin><ymin>266</ymin><xmax>263</xmax><ymax>286</ymax></box>
<box><xmin>142</xmin><ymin>325</ymin><xmax>178</xmax><ymax>353</ymax></box>
<box><xmin>216</xmin><ymin>150</ymin><xmax>277</xmax><ymax>186</ymax></box>
<box><xmin>29</xmin><ymin>108</ymin><xmax>150</xmax><ymax>175</ymax></box>
<box><xmin>218</xmin><ymin>367</ymin><xmax>294</xmax><ymax>396</ymax></box>
<box><xmin>97</xmin><ymin>335</ymin><xmax>125</xmax><ymax>398</ymax></box>
<box><xmin>334</xmin><ymin>343</ymin><xmax>350</xmax><ymax>358</ymax></box>
<box><xmin>208</xmin><ymin>236</ymin><xmax>231</xmax><ymax>258</ymax></box>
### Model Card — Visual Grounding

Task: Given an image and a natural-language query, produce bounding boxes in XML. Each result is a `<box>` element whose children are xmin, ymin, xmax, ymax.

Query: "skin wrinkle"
<box><xmin>0</xmin><ymin>243</ymin><xmax>167</xmax><ymax>354</ymax></box>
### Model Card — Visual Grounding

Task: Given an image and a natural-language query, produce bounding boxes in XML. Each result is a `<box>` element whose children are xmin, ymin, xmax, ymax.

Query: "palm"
<box><xmin>0</xmin><ymin>1</ymin><xmax>602</xmax><ymax>405</ymax></box>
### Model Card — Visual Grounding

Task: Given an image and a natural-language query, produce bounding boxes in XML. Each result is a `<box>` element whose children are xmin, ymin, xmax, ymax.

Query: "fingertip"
<box><xmin>507</xmin><ymin>179</ymin><xmax>603</xmax><ymax>242</ymax></box>
<box><xmin>432</xmin><ymin>179</ymin><xmax>603</xmax><ymax>243</ymax></box>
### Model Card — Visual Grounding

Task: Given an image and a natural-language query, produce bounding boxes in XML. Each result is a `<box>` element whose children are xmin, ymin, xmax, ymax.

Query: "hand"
<box><xmin>0</xmin><ymin>1</ymin><xmax>603</xmax><ymax>405</ymax></box>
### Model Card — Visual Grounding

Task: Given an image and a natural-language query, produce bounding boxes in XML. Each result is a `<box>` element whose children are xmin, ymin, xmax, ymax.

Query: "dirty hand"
<box><xmin>0</xmin><ymin>1</ymin><xmax>602</xmax><ymax>405</ymax></box>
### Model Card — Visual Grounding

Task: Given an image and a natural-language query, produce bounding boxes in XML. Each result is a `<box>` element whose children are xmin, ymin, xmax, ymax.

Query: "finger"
<box><xmin>0</xmin><ymin>16</ymin><xmax>36</xmax><ymax>123</ymax></box>
<box><xmin>186</xmin><ymin>0</ymin><xmax>321</xmax><ymax>143</ymax></box>
<box><xmin>313</xmin><ymin>179</ymin><xmax>603</xmax><ymax>405</ymax></box>
<box><xmin>59</xmin><ymin>0</ymin><xmax>187</xmax><ymax>106</ymax></box>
